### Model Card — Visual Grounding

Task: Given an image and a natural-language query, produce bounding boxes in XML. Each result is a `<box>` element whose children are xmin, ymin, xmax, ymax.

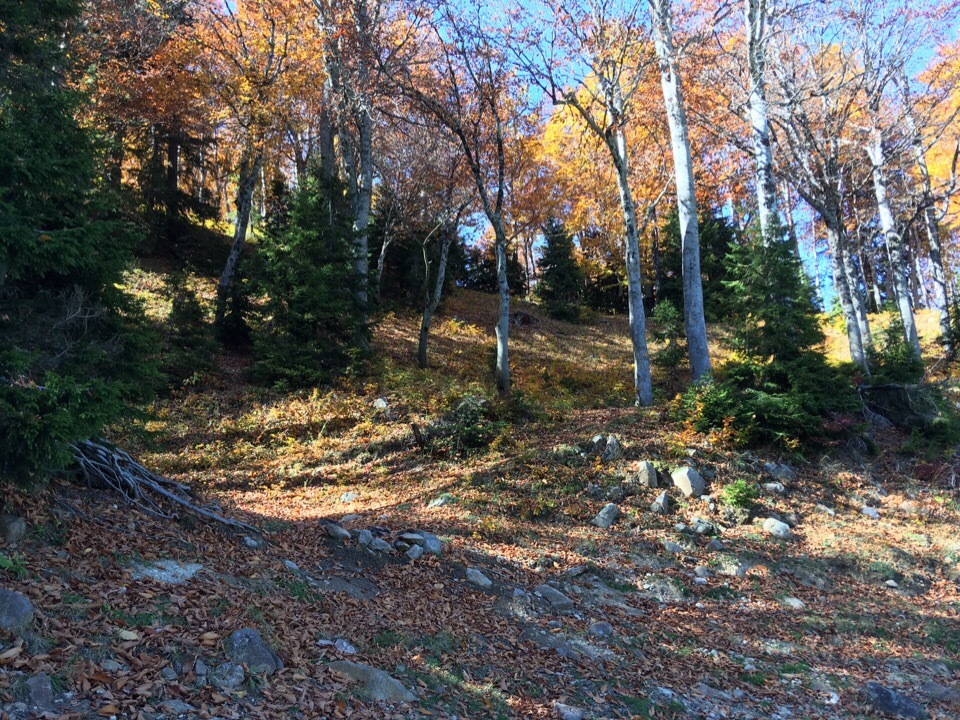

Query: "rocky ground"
<box><xmin>1</xmin><ymin>292</ymin><xmax>958</xmax><ymax>719</ymax></box>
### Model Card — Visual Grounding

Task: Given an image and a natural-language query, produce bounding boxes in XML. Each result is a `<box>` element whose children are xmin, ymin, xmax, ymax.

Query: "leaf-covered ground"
<box><xmin>1</xmin><ymin>287</ymin><xmax>959</xmax><ymax>720</ymax></box>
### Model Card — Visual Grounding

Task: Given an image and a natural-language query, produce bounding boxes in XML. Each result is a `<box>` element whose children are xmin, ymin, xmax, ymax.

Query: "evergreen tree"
<box><xmin>0</xmin><ymin>0</ymin><xmax>152</xmax><ymax>484</ymax></box>
<box><xmin>461</xmin><ymin>242</ymin><xmax>526</xmax><ymax>295</ymax></box>
<box><xmin>250</xmin><ymin>170</ymin><xmax>365</xmax><ymax>388</ymax></box>
<box><xmin>535</xmin><ymin>219</ymin><xmax>585</xmax><ymax>321</ymax></box>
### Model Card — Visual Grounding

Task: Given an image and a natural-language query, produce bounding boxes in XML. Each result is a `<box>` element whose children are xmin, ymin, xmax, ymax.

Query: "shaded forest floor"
<box><xmin>1</xmin><ymin>279</ymin><xmax>959</xmax><ymax>720</ymax></box>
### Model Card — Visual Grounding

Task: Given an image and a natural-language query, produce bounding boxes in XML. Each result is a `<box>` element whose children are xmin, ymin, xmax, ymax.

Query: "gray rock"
<box><xmin>606</xmin><ymin>486</ymin><xmax>625</xmax><ymax>502</ymax></box>
<box><xmin>705</xmin><ymin>538</ymin><xmax>725</xmax><ymax>552</ymax></box>
<box><xmin>466</xmin><ymin>568</ymin><xmax>493</xmax><ymax>589</ymax></box>
<box><xmin>373</xmin><ymin>398</ymin><xmax>389</xmax><ymax>410</ymax></box>
<box><xmin>26</xmin><ymin>673</ymin><xmax>53</xmax><ymax>710</ymax></box>
<box><xmin>863</xmin><ymin>682</ymin><xmax>928</xmax><ymax>719</ymax></box>
<box><xmin>674</xmin><ymin>523</ymin><xmax>691</xmax><ymax>534</ymax></box>
<box><xmin>0</xmin><ymin>588</ymin><xmax>34</xmax><ymax>633</ymax></box>
<box><xmin>650</xmin><ymin>491</ymin><xmax>672</xmax><ymax>515</ymax></box>
<box><xmin>555</xmin><ymin>702</ymin><xmax>585</xmax><ymax>720</ymax></box>
<box><xmin>194</xmin><ymin>658</ymin><xmax>208</xmax><ymax>676</ymax></box>
<box><xmin>536</xmin><ymin>584</ymin><xmax>574</xmax><ymax>610</ymax></box>
<box><xmin>0</xmin><ymin>515</ymin><xmax>27</xmax><ymax>545</ymax></box>
<box><xmin>282</xmin><ymin>559</ymin><xmax>300</xmax><ymax>572</ymax></box>
<box><xmin>920</xmin><ymin>681</ymin><xmax>960</xmax><ymax>705</ymax></box>
<box><xmin>863</xmin><ymin>506</ymin><xmax>881</xmax><ymax>520</ymax></box>
<box><xmin>763</xmin><ymin>462</ymin><xmax>796</xmax><ymax>482</ymax></box>
<box><xmin>327</xmin><ymin>660</ymin><xmax>416</xmax><ymax>703</ymax></box>
<box><xmin>781</xmin><ymin>596</ymin><xmax>805</xmax><ymax>609</ymax></box>
<box><xmin>334</xmin><ymin>638</ymin><xmax>357</xmax><ymax>655</ymax></box>
<box><xmin>209</xmin><ymin>662</ymin><xmax>245</xmax><ymax>690</ymax></box>
<box><xmin>323</xmin><ymin>522</ymin><xmax>352</xmax><ymax>542</ymax></box>
<box><xmin>398</xmin><ymin>531</ymin><xmax>426</xmax><ymax>546</ymax></box>
<box><xmin>592</xmin><ymin>503</ymin><xmax>621</xmax><ymax>529</ymax></box>
<box><xmin>224</xmin><ymin>628</ymin><xmax>282</xmax><ymax>675</ymax></box>
<box><xmin>763</xmin><ymin>482</ymin><xmax>786</xmax><ymax>495</ymax></box>
<box><xmin>357</xmin><ymin>529</ymin><xmax>373</xmax><ymax>546</ymax></box>
<box><xmin>420</xmin><ymin>532</ymin><xmax>442</xmax><ymax>556</ymax></box>
<box><xmin>671</xmin><ymin>467</ymin><xmax>706</xmax><ymax>498</ymax></box>
<box><xmin>159</xmin><ymin>699</ymin><xmax>196</xmax><ymax>714</ymax></box>
<box><xmin>662</xmin><ymin>540</ymin><xmax>685</xmax><ymax>555</ymax></box>
<box><xmin>816</xmin><ymin>503</ymin><xmax>837</xmax><ymax>517</ymax></box>
<box><xmin>427</xmin><ymin>493</ymin><xmax>456</xmax><ymax>508</ymax></box>
<box><xmin>242</xmin><ymin>535</ymin><xmax>265</xmax><ymax>549</ymax></box>
<box><xmin>601</xmin><ymin>435</ymin><xmax>623</xmax><ymax>462</ymax></box>
<box><xmin>341</xmin><ymin>514</ymin><xmax>362</xmax><ymax>524</ymax></box>
<box><xmin>339</xmin><ymin>492</ymin><xmax>359</xmax><ymax>503</ymax></box>
<box><xmin>130</xmin><ymin>560</ymin><xmax>203</xmax><ymax>585</ymax></box>
<box><xmin>691</xmin><ymin>518</ymin><xmax>715</xmax><ymax>536</ymax></box>
<box><xmin>635</xmin><ymin>461</ymin><xmax>659</xmax><ymax>489</ymax></box>
<box><xmin>369</xmin><ymin>538</ymin><xmax>393</xmax><ymax>553</ymax></box>
<box><xmin>694</xmin><ymin>566</ymin><xmax>712</xmax><ymax>578</ymax></box>
<box><xmin>587</xmin><ymin>621</ymin><xmax>614</xmax><ymax>639</ymax></box>
<box><xmin>100</xmin><ymin>659</ymin><xmax>123</xmax><ymax>672</ymax></box>
<box><xmin>406</xmin><ymin>545</ymin><xmax>424</xmax><ymax>561</ymax></box>
<box><xmin>160</xmin><ymin>666</ymin><xmax>178</xmax><ymax>681</ymax></box>
<box><xmin>762</xmin><ymin>518</ymin><xmax>795</xmax><ymax>540</ymax></box>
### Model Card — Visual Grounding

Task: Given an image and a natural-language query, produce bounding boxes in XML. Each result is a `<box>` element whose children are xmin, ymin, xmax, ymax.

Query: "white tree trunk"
<box><xmin>824</xmin><ymin>224</ymin><xmax>868</xmax><ymax>371</ymax></box>
<box><xmin>418</xmin><ymin>233</ymin><xmax>454</xmax><ymax>369</ymax></box>
<box><xmin>610</xmin><ymin>130</ymin><xmax>654</xmax><ymax>406</ymax></box>
<box><xmin>649</xmin><ymin>0</ymin><xmax>712</xmax><ymax>381</ymax></box>
<box><xmin>216</xmin><ymin>149</ymin><xmax>263</xmax><ymax>325</ymax></box>
<box><xmin>866</xmin><ymin>130</ymin><xmax>921</xmax><ymax>356</ymax></box>
<box><xmin>355</xmin><ymin>109</ymin><xmax>373</xmax><ymax>311</ymax></box>
<box><xmin>745</xmin><ymin>0</ymin><xmax>780</xmax><ymax>242</ymax></box>
<box><xmin>492</xmin><ymin>217</ymin><xmax>511</xmax><ymax>395</ymax></box>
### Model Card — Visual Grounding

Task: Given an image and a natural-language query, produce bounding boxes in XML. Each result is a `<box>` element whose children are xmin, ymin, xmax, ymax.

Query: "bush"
<box><xmin>719</xmin><ymin>479</ymin><xmax>759</xmax><ymax>509</ymax></box>
<box><xmin>650</xmin><ymin>300</ymin><xmax>686</xmax><ymax>369</ymax></box>
<box><xmin>868</xmin><ymin>318</ymin><xmax>925</xmax><ymax>385</ymax></box>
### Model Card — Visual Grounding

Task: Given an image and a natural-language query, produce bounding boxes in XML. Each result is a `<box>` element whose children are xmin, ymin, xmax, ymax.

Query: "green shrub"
<box><xmin>535</xmin><ymin>219</ymin><xmax>585</xmax><ymax>322</ymax></box>
<box><xmin>720</xmin><ymin>479</ymin><xmax>759</xmax><ymax>509</ymax></box>
<box><xmin>651</xmin><ymin>300</ymin><xmax>687</xmax><ymax>369</ymax></box>
<box><xmin>869</xmin><ymin>318</ymin><xmax>925</xmax><ymax>385</ymax></box>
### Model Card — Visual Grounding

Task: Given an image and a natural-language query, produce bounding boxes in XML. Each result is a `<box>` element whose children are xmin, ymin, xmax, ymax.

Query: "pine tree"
<box><xmin>0</xmin><ymin>0</ymin><xmax>153</xmax><ymax>484</ymax></box>
<box><xmin>535</xmin><ymin>219</ymin><xmax>585</xmax><ymax>322</ymax></box>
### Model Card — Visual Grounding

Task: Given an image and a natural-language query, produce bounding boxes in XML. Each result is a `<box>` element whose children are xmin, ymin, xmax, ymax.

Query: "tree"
<box><xmin>647</xmin><ymin>0</ymin><xmax>712</xmax><ymax>381</ymax></box>
<box><xmin>0</xmin><ymin>0</ymin><xmax>152</xmax><ymax>482</ymax></box>
<box><xmin>536</xmin><ymin>219</ymin><xmax>586</xmax><ymax>321</ymax></box>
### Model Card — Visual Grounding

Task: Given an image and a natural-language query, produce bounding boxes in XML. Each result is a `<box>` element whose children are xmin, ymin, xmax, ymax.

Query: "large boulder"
<box><xmin>327</xmin><ymin>660</ymin><xmax>417</xmax><ymax>703</ymax></box>
<box><xmin>860</xmin><ymin>384</ymin><xmax>939</xmax><ymax>429</ymax></box>
<box><xmin>863</xmin><ymin>682</ymin><xmax>928</xmax><ymax>719</ymax></box>
<box><xmin>591</xmin><ymin>503</ymin><xmax>621</xmax><ymax>529</ymax></box>
<box><xmin>633</xmin><ymin>462</ymin><xmax>659</xmax><ymax>489</ymax></box>
<box><xmin>130</xmin><ymin>560</ymin><xmax>203</xmax><ymax>585</ymax></box>
<box><xmin>224</xmin><ymin>628</ymin><xmax>283</xmax><ymax>675</ymax></box>
<box><xmin>0</xmin><ymin>587</ymin><xmax>34</xmax><ymax>633</ymax></box>
<box><xmin>671</xmin><ymin>467</ymin><xmax>706</xmax><ymax>498</ymax></box>
<box><xmin>0</xmin><ymin>515</ymin><xmax>27</xmax><ymax>545</ymax></box>
<box><xmin>762</xmin><ymin>518</ymin><xmax>795</xmax><ymax>540</ymax></box>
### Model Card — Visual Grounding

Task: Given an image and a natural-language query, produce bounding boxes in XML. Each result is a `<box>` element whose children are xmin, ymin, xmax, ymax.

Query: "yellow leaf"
<box><xmin>118</xmin><ymin>630</ymin><xmax>138</xmax><ymax>641</ymax></box>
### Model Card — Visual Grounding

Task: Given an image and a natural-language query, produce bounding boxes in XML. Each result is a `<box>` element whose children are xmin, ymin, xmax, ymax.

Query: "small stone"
<box><xmin>691</xmin><ymin>519</ymin><xmax>715</xmax><ymax>536</ymax></box>
<box><xmin>816</xmin><ymin>503</ymin><xmax>837</xmax><ymax>517</ymax></box>
<box><xmin>763</xmin><ymin>462</ymin><xmax>796</xmax><ymax>482</ymax></box>
<box><xmin>369</xmin><ymin>538</ymin><xmax>392</xmax><ymax>553</ymax></box>
<box><xmin>427</xmin><ymin>493</ymin><xmax>456</xmax><ymax>508</ymax></box>
<box><xmin>634</xmin><ymin>461</ymin><xmax>659</xmax><ymax>489</ymax></box>
<box><xmin>419</xmin><ymin>532</ymin><xmax>442</xmax><ymax>556</ymax></box>
<box><xmin>671</xmin><ymin>467</ymin><xmax>706</xmax><ymax>498</ymax></box>
<box><xmin>327</xmin><ymin>660</ymin><xmax>417</xmax><ymax>703</ymax></box>
<box><xmin>224</xmin><ymin>627</ymin><xmax>283</xmax><ymax>675</ymax></box>
<box><xmin>466</xmin><ymin>568</ymin><xmax>493</xmax><ymax>589</ymax></box>
<box><xmin>373</xmin><ymin>398</ymin><xmax>389</xmax><ymax>410</ymax></box>
<box><xmin>762</xmin><ymin>518</ymin><xmax>795</xmax><ymax>540</ymax></box>
<box><xmin>763</xmin><ymin>482</ymin><xmax>786</xmax><ymax>495</ymax></box>
<box><xmin>674</xmin><ymin>523</ymin><xmax>691</xmax><ymax>534</ymax></box>
<box><xmin>0</xmin><ymin>588</ymin><xmax>34</xmax><ymax>633</ymax></box>
<box><xmin>398</xmin><ymin>531</ymin><xmax>425</xmax><ymax>545</ymax></box>
<box><xmin>242</xmin><ymin>535</ymin><xmax>265</xmax><ymax>549</ymax></box>
<box><xmin>650</xmin><ymin>491</ymin><xmax>672</xmax><ymax>515</ymax></box>
<box><xmin>781</xmin><ymin>596</ymin><xmax>805</xmax><ymax>609</ymax></box>
<box><xmin>323</xmin><ymin>522</ymin><xmax>352</xmax><ymax>542</ymax></box>
<box><xmin>159</xmin><ymin>699</ymin><xmax>196</xmax><ymax>714</ymax></box>
<box><xmin>26</xmin><ymin>673</ymin><xmax>53</xmax><ymax>710</ymax></box>
<box><xmin>194</xmin><ymin>659</ymin><xmax>208</xmax><ymax>675</ymax></box>
<box><xmin>863</xmin><ymin>682</ymin><xmax>928</xmax><ymax>719</ymax></box>
<box><xmin>209</xmin><ymin>662</ymin><xmax>245</xmax><ymax>690</ymax></box>
<box><xmin>334</xmin><ymin>638</ymin><xmax>357</xmax><ymax>655</ymax></box>
<box><xmin>357</xmin><ymin>529</ymin><xmax>373</xmax><ymax>546</ymax></box>
<box><xmin>592</xmin><ymin>503</ymin><xmax>621</xmax><ymax>529</ymax></box>
<box><xmin>862</xmin><ymin>506</ymin><xmax>881</xmax><ymax>520</ymax></box>
<box><xmin>555</xmin><ymin>702</ymin><xmax>585</xmax><ymax>720</ymax></box>
<box><xmin>886</xmin><ymin>579</ymin><xmax>900</xmax><ymax>588</ymax></box>
<box><xmin>705</xmin><ymin>538</ymin><xmax>725</xmax><ymax>552</ymax></box>
<box><xmin>406</xmin><ymin>545</ymin><xmax>424</xmax><ymax>560</ymax></box>
<box><xmin>341</xmin><ymin>513</ymin><xmax>362</xmax><ymax>524</ymax></box>
<box><xmin>606</xmin><ymin>486</ymin><xmax>625</xmax><ymax>502</ymax></box>
<box><xmin>161</xmin><ymin>667</ymin><xmax>178</xmax><ymax>681</ymax></box>
<box><xmin>535</xmin><ymin>584</ymin><xmax>574</xmax><ymax>610</ymax></box>
<box><xmin>130</xmin><ymin>559</ymin><xmax>204</xmax><ymax>585</ymax></box>
<box><xmin>694</xmin><ymin>566</ymin><xmax>712</xmax><ymax>578</ymax></box>
<box><xmin>662</xmin><ymin>540</ymin><xmax>685</xmax><ymax>555</ymax></box>
<box><xmin>0</xmin><ymin>515</ymin><xmax>27</xmax><ymax>545</ymax></box>
<box><xmin>587</xmin><ymin>621</ymin><xmax>614</xmax><ymax>638</ymax></box>
<box><xmin>100</xmin><ymin>659</ymin><xmax>123</xmax><ymax>672</ymax></box>
<box><xmin>283</xmin><ymin>559</ymin><xmax>300</xmax><ymax>572</ymax></box>
<box><xmin>339</xmin><ymin>492</ymin><xmax>359</xmax><ymax>503</ymax></box>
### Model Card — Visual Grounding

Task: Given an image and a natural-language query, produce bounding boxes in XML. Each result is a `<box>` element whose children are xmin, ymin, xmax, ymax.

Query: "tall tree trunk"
<box><xmin>491</xmin><ymin>217</ymin><xmax>511</xmax><ymax>396</ymax></box>
<box><xmin>649</xmin><ymin>0</ymin><xmax>712</xmax><ymax>381</ymax></box>
<box><xmin>610</xmin><ymin>131</ymin><xmax>654</xmax><ymax>406</ymax></box>
<box><xmin>376</xmin><ymin>236</ymin><xmax>392</xmax><ymax>300</ymax></box>
<box><xmin>866</xmin><ymin>129</ymin><xmax>921</xmax><ymax>356</ymax></box>
<box><xmin>824</xmin><ymin>223</ymin><xmax>869</xmax><ymax>371</ymax></box>
<box><xmin>354</xmin><ymin>109</ymin><xmax>373</xmax><ymax>314</ymax></box>
<box><xmin>216</xmin><ymin>149</ymin><xmax>263</xmax><ymax>326</ymax></box>
<box><xmin>418</xmin><ymin>233</ymin><xmax>454</xmax><ymax>369</ymax></box>
<box><xmin>745</xmin><ymin>0</ymin><xmax>780</xmax><ymax>242</ymax></box>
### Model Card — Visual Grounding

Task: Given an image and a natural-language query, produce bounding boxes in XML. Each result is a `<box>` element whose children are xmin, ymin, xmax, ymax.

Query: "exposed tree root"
<box><xmin>71</xmin><ymin>438</ymin><xmax>261</xmax><ymax>535</ymax></box>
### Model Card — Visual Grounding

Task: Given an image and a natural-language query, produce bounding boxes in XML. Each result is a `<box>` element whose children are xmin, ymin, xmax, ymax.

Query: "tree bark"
<box><xmin>745</xmin><ymin>0</ymin><xmax>780</xmax><ymax>242</ymax></box>
<box><xmin>418</xmin><ymin>233</ymin><xmax>454</xmax><ymax>369</ymax></box>
<box><xmin>866</xmin><ymin>129</ymin><xmax>921</xmax><ymax>356</ymax></box>
<box><xmin>216</xmin><ymin>149</ymin><xmax>263</xmax><ymax>326</ymax></box>
<box><xmin>649</xmin><ymin>0</ymin><xmax>712</xmax><ymax>381</ymax></box>
<box><xmin>824</xmin><ymin>223</ymin><xmax>869</xmax><ymax>371</ymax></box>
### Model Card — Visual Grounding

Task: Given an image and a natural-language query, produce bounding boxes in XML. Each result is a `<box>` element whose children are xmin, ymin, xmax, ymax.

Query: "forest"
<box><xmin>1</xmin><ymin>0</ymin><xmax>960</xmax><ymax>718</ymax></box>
